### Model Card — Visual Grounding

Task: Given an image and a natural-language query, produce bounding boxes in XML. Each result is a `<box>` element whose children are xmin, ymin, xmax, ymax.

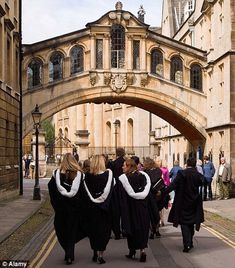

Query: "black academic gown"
<box><xmin>81</xmin><ymin>169</ymin><xmax>114</xmax><ymax>251</ymax></box>
<box><xmin>119</xmin><ymin>171</ymin><xmax>150</xmax><ymax>250</ymax></box>
<box><xmin>145</xmin><ymin>168</ymin><xmax>162</xmax><ymax>229</ymax></box>
<box><xmin>165</xmin><ymin>168</ymin><xmax>204</xmax><ymax>231</ymax></box>
<box><xmin>109</xmin><ymin>156</ymin><xmax>125</xmax><ymax>238</ymax></box>
<box><xmin>48</xmin><ymin>171</ymin><xmax>85</xmax><ymax>260</ymax></box>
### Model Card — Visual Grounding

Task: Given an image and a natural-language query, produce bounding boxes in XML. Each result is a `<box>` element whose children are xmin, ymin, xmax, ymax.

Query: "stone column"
<box><xmin>93</xmin><ymin>104</ymin><xmax>103</xmax><ymax>147</ymax></box>
<box><xmin>90</xmin><ymin>34</ymin><xmax>96</xmax><ymax>70</ymax></box>
<box><xmin>43</xmin><ymin>63</ymin><xmax>49</xmax><ymax>85</ymax></box>
<box><xmin>64</xmin><ymin>56</ymin><xmax>70</xmax><ymax>78</ymax></box>
<box><xmin>75</xmin><ymin>130</ymin><xmax>90</xmax><ymax>161</ymax></box>
<box><xmin>140</xmin><ymin>35</ymin><xmax>146</xmax><ymax>71</ymax></box>
<box><xmin>127</xmin><ymin>35</ymin><xmax>133</xmax><ymax>70</ymax></box>
<box><xmin>31</xmin><ymin>130</ymin><xmax>46</xmax><ymax>178</ymax></box>
<box><xmin>104</xmin><ymin>34</ymin><xmax>110</xmax><ymax>70</ymax></box>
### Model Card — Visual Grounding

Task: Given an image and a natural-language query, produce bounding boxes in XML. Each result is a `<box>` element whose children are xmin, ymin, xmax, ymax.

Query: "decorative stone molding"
<box><xmin>110</xmin><ymin>73</ymin><xmax>127</xmax><ymax>94</ymax></box>
<box><xmin>104</xmin><ymin>72</ymin><xmax>112</xmax><ymax>86</ymax></box>
<box><xmin>0</xmin><ymin>5</ymin><xmax>6</xmax><ymax>18</ymax></box>
<box><xmin>4</xmin><ymin>18</ymin><xmax>15</xmax><ymax>32</ymax></box>
<box><xmin>140</xmin><ymin>73</ymin><xmax>149</xmax><ymax>87</ymax></box>
<box><xmin>89</xmin><ymin>71</ymin><xmax>97</xmax><ymax>86</ymax></box>
<box><xmin>126</xmin><ymin>72</ymin><xmax>134</xmax><ymax>85</ymax></box>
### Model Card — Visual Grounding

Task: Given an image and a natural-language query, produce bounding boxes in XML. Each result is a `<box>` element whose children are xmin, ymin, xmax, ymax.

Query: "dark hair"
<box><xmin>203</xmin><ymin>155</ymin><xmax>209</xmax><ymax>161</ymax></box>
<box><xmin>116</xmin><ymin>147</ymin><xmax>125</xmax><ymax>157</ymax></box>
<box><xmin>131</xmin><ymin>156</ymin><xmax>140</xmax><ymax>165</ymax></box>
<box><xmin>187</xmin><ymin>157</ymin><xmax>196</xmax><ymax>167</ymax></box>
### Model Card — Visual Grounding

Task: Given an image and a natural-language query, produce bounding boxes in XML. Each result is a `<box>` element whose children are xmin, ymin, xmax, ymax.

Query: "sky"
<box><xmin>22</xmin><ymin>0</ymin><xmax>163</xmax><ymax>44</ymax></box>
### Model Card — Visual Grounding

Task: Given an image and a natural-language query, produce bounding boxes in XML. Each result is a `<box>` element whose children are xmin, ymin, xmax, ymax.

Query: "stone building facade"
<box><xmin>158</xmin><ymin>0</ymin><xmax>235</xmax><ymax>173</ymax></box>
<box><xmin>0</xmin><ymin>0</ymin><xmax>20</xmax><ymax>200</ymax></box>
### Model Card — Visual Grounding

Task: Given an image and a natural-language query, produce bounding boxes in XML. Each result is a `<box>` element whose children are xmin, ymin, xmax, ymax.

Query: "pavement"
<box><xmin>0</xmin><ymin>178</ymin><xmax>234</xmax><ymax>251</ymax></box>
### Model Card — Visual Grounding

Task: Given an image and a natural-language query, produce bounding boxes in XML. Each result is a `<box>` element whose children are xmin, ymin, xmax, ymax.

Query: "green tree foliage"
<box><xmin>41</xmin><ymin>119</ymin><xmax>55</xmax><ymax>145</ymax></box>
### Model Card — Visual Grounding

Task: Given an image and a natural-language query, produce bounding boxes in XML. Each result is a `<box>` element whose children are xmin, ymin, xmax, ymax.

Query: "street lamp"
<box><xmin>114</xmin><ymin>120</ymin><xmax>120</xmax><ymax>150</ymax></box>
<box><xmin>31</xmin><ymin>104</ymin><xmax>42</xmax><ymax>200</ymax></box>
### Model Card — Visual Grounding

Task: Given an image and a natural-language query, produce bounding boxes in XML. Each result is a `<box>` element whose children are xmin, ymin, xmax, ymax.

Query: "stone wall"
<box><xmin>0</xmin><ymin>90</ymin><xmax>20</xmax><ymax>200</ymax></box>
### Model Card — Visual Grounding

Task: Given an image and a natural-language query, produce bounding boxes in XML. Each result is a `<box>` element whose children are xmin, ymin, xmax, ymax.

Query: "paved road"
<box><xmin>36</xmin><ymin>221</ymin><xmax>235</xmax><ymax>268</ymax></box>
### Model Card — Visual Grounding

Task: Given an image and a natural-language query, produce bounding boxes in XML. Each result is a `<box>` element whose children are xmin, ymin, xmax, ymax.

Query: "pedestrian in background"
<box><xmin>169</xmin><ymin>160</ymin><xmax>183</xmax><ymax>203</ymax></box>
<box><xmin>48</xmin><ymin>153</ymin><xmax>85</xmax><ymax>265</ymax></box>
<box><xmin>119</xmin><ymin>158</ymin><xmax>151</xmax><ymax>262</ymax></box>
<box><xmin>81</xmin><ymin>155</ymin><xmax>114</xmax><ymax>264</ymax></box>
<box><xmin>162</xmin><ymin>157</ymin><xmax>204</xmax><ymax>253</ymax></box>
<box><xmin>216</xmin><ymin>157</ymin><xmax>232</xmax><ymax>200</ymax></box>
<box><xmin>203</xmin><ymin>156</ymin><xmax>215</xmax><ymax>201</ymax></box>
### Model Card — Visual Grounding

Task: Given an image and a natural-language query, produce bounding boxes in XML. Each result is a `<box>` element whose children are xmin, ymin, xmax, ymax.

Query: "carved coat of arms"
<box><xmin>110</xmin><ymin>74</ymin><xmax>127</xmax><ymax>94</ymax></box>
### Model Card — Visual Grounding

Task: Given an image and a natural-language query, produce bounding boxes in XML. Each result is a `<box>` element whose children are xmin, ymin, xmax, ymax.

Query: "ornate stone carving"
<box><xmin>115</xmin><ymin>1</ymin><xmax>123</xmax><ymax>10</ymax></box>
<box><xmin>110</xmin><ymin>73</ymin><xmax>127</xmax><ymax>94</ymax></box>
<box><xmin>89</xmin><ymin>71</ymin><xmax>97</xmax><ymax>86</ymax></box>
<box><xmin>104</xmin><ymin>72</ymin><xmax>112</xmax><ymax>86</ymax></box>
<box><xmin>126</xmin><ymin>73</ymin><xmax>134</xmax><ymax>85</ymax></box>
<box><xmin>140</xmin><ymin>73</ymin><xmax>149</xmax><ymax>87</ymax></box>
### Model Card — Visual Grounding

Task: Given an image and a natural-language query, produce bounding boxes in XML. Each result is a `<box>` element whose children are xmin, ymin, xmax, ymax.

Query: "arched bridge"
<box><xmin>22</xmin><ymin>3</ymin><xmax>208</xmax><ymax>148</ymax></box>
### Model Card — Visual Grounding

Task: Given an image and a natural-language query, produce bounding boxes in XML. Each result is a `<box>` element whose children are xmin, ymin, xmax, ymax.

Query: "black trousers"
<box><xmin>181</xmin><ymin>224</ymin><xmax>195</xmax><ymax>248</ymax></box>
<box><xmin>64</xmin><ymin>243</ymin><xmax>75</xmax><ymax>261</ymax></box>
<box><xmin>203</xmin><ymin>179</ymin><xmax>213</xmax><ymax>200</ymax></box>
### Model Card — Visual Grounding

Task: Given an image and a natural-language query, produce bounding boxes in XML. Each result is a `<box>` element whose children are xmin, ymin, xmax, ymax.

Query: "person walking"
<box><xmin>119</xmin><ymin>158</ymin><xmax>151</xmax><ymax>262</ymax></box>
<box><xmin>162</xmin><ymin>157</ymin><xmax>204</xmax><ymax>253</ymax></box>
<box><xmin>216</xmin><ymin>157</ymin><xmax>232</xmax><ymax>200</ymax></box>
<box><xmin>143</xmin><ymin>157</ymin><xmax>163</xmax><ymax>239</ymax></box>
<box><xmin>169</xmin><ymin>160</ymin><xmax>183</xmax><ymax>203</ymax></box>
<box><xmin>203</xmin><ymin>156</ymin><xmax>215</xmax><ymax>201</ymax></box>
<box><xmin>48</xmin><ymin>153</ymin><xmax>85</xmax><ymax>265</ymax></box>
<box><xmin>81</xmin><ymin>155</ymin><xmax>114</xmax><ymax>264</ymax></box>
<box><xmin>109</xmin><ymin>147</ymin><xmax>126</xmax><ymax>240</ymax></box>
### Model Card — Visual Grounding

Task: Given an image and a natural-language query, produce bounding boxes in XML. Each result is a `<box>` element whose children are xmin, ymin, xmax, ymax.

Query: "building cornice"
<box><xmin>206</xmin><ymin>123</ymin><xmax>235</xmax><ymax>132</ymax></box>
<box><xmin>204</xmin><ymin>50</ymin><xmax>235</xmax><ymax>69</ymax></box>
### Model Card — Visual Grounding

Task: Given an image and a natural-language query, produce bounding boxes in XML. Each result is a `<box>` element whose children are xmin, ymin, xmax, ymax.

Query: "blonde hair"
<box><xmin>60</xmin><ymin>153</ymin><xmax>82</xmax><ymax>172</ymax></box>
<box><xmin>90</xmin><ymin>155</ymin><xmax>106</xmax><ymax>175</ymax></box>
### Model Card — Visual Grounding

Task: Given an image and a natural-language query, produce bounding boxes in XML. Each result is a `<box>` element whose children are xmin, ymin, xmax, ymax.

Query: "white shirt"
<box><xmin>218</xmin><ymin>164</ymin><xmax>224</xmax><ymax>176</ymax></box>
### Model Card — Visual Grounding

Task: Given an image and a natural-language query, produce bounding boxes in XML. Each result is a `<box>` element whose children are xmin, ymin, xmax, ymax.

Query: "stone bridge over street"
<box><xmin>22</xmin><ymin>2</ymin><xmax>208</xmax><ymax>148</ymax></box>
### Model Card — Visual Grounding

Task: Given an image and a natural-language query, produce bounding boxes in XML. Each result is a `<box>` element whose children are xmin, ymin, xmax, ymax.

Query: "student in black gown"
<box><xmin>143</xmin><ymin>157</ymin><xmax>163</xmax><ymax>239</ymax></box>
<box><xmin>81</xmin><ymin>154</ymin><xmax>114</xmax><ymax>264</ymax></box>
<box><xmin>48</xmin><ymin>153</ymin><xmax>85</xmax><ymax>265</ymax></box>
<box><xmin>162</xmin><ymin>157</ymin><xmax>204</xmax><ymax>253</ymax></box>
<box><xmin>109</xmin><ymin>147</ymin><xmax>126</xmax><ymax>239</ymax></box>
<box><xmin>119</xmin><ymin>158</ymin><xmax>151</xmax><ymax>262</ymax></box>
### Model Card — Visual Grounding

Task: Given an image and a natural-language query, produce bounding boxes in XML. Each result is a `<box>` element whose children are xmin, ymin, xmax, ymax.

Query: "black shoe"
<box><xmin>114</xmin><ymin>235</ymin><xmax>121</xmax><ymax>240</ymax></box>
<box><xmin>183</xmin><ymin>246</ymin><xmax>191</xmax><ymax>253</ymax></box>
<box><xmin>66</xmin><ymin>258</ymin><xmax>73</xmax><ymax>265</ymax></box>
<box><xmin>92</xmin><ymin>251</ymin><xmax>98</xmax><ymax>262</ymax></box>
<box><xmin>97</xmin><ymin>257</ymin><xmax>106</xmax><ymax>264</ymax></box>
<box><xmin>149</xmin><ymin>232</ymin><xmax>154</xmax><ymax>239</ymax></box>
<box><xmin>155</xmin><ymin>231</ymin><xmax>161</xmax><ymax>238</ymax></box>
<box><xmin>125</xmin><ymin>249</ymin><xmax>136</xmax><ymax>259</ymax></box>
<box><xmin>139</xmin><ymin>252</ymin><xmax>147</xmax><ymax>262</ymax></box>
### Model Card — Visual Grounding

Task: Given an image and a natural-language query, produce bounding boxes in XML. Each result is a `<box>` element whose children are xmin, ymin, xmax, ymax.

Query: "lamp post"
<box><xmin>114</xmin><ymin>120</ymin><xmax>120</xmax><ymax>150</ymax></box>
<box><xmin>31</xmin><ymin>104</ymin><xmax>42</xmax><ymax>200</ymax></box>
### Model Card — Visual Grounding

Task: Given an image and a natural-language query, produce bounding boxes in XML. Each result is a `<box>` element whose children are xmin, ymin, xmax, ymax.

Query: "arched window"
<box><xmin>111</xmin><ymin>25</ymin><xmax>125</xmax><ymax>68</ymax></box>
<box><xmin>127</xmin><ymin>118</ymin><xmax>133</xmax><ymax>148</ymax></box>
<box><xmin>151</xmin><ymin>49</ymin><xmax>163</xmax><ymax>76</ymax></box>
<box><xmin>190</xmin><ymin>63</ymin><xmax>202</xmax><ymax>90</ymax></box>
<box><xmin>27</xmin><ymin>58</ymin><xmax>42</xmax><ymax>88</ymax></box>
<box><xmin>170</xmin><ymin>56</ymin><xmax>183</xmax><ymax>84</ymax></box>
<box><xmin>49</xmin><ymin>52</ymin><xmax>63</xmax><ymax>82</ymax></box>
<box><xmin>70</xmin><ymin>46</ymin><xmax>84</xmax><ymax>75</ymax></box>
<box><xmin>64</xmin><ymin>127</ymin><xmax>68</xmax><ymax>139</ymax></box>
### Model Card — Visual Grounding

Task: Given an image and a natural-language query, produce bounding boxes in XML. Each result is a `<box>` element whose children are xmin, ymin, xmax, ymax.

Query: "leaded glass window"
<box><xmin>190</xmin><ymin>63</ymin><xmax>202</xmax><ymax>90</ymax></box>
<box><xmin>70</xmin><ymin>46</ymin><xmax>84</xmax><ymax>75</ymax></box>
<box><xmin>170</xmin><ymin>56</ymin><xmax>183</xmax><ymax>84</ymax></box>
<box><xmin>111</xmin><ymin>24</ymin><xmax>125</xmax><ymax>68</ymax></box>
<box><xmin>27</xmin><ymin>59</ymin><xmax>42</xmax><ymax>88</ymax></box>
<box><xmin>49</xmin><ymin>52</ymin><xmax>63</xmax><ymax>82</ymax></box>
<box><xmin>133</xmin><ymin>40</ymin><xmax>140</xmax><ymax>70</ymax></box>
<box><xmin>96</xmin><ymin>39</ymin><xmax>103</xmax><ymax>69</ymax></box>
<box><xmin>151</xmin><ymin>49</ymin><xmax>163</xmax><ymax>76</ymax></box>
